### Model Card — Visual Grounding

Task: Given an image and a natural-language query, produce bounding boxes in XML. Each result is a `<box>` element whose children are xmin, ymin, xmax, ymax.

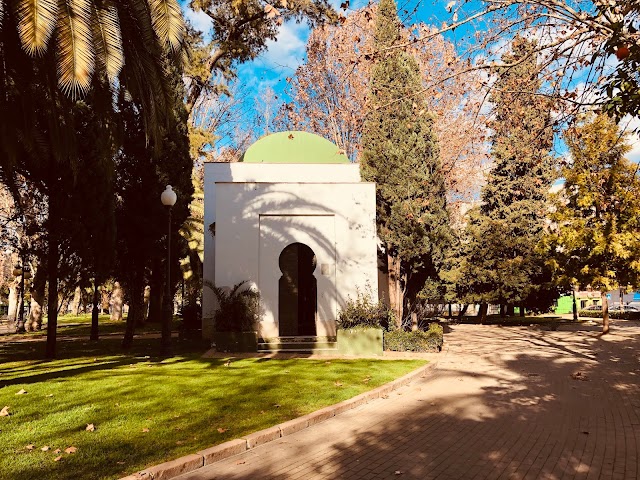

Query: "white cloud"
<box><xmin>183</xmin><ymin>6</ymin><xmax>213</xmax><ymax>34</ymax></box>
<box><xmin>621</xmin><ymin>116</ymin><xmax>640</xmax><ymax>163</ymax></box>
<box><xmin>254</xmin><ymin>21</ymin><xmax>309</xmax><ymax>70</ymax></box>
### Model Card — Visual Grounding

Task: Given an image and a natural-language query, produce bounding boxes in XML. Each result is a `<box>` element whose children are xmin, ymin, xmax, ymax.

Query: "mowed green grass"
<box><xmin>0</xmin><ymin>338</ymin><xmax>425</xmax><ymax>480</ymax></box>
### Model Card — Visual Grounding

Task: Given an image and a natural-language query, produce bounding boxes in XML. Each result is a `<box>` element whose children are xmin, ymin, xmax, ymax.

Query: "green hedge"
<box><xmin>384</xmin><ymin>324</ymin><xmax>443</xmax><ymax>352</ymax></box>
<box><xmin>579</xmin><ymin>310</ymin><xmax>640</xmax><ymax>320</ymax></box>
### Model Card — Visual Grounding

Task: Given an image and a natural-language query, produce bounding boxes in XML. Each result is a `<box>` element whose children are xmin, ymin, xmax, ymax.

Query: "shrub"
<box><xmin>205</xmin><ymin>281</ymin><xmax>260</xmax><ymax>332</ymax></box>
<box><xmin>579</xmin><ymin>310</ymin><xmax>640</xmax><ymax>320</ymax></box>
<box><xmin>337</xmin><ymin>287</ymin><xmax>394</xmax><ymax>330</ymax></box>
<box><xmin>181</xmin><ymin>304</ymin><xmax>202</xmax><ymax>331</ymax></box>
<box><xmin>384</xmin><ymin>323</ymin><xmax>443</xmax><ymax>352</ymax></box>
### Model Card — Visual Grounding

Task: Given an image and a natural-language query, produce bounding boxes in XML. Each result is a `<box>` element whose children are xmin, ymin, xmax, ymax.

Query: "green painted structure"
<box><xmin>241</xmin><ymin>131</ymin><xmax>350</xmax><ymax>164</ymax></box>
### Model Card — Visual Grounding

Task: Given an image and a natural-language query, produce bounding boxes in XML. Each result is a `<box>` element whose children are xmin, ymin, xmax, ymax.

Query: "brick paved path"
<box><xmin>176</xmin><ymin>321</ymin><xmax>640</xmax><ymax>480</ymax></box>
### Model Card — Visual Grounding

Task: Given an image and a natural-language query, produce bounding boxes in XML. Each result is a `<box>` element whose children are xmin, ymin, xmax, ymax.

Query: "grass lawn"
<box><xmin>0</xmin><ymin>337</ymin><xmax>426</xmax><ymax>480</ymax></box>
<box><xmin>3</xmin><ymin>313</ymin><xmax>174</xmax><ymax>339</ymax></box>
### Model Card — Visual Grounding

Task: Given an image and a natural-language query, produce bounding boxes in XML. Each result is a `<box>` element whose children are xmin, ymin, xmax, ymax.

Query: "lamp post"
<box><xmin>160</xmin><ymin>185</ymin><xmax>177</xmax><ymax>356</ymax></box>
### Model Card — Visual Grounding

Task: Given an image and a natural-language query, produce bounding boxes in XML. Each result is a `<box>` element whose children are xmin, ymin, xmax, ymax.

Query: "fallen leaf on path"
<box><xmin>25</xmin><ymin>444</ymin><xmax>35</xmax><ymax>450</ymax></box>
<box><xmin>0</xmin><ymin>406</ymin><xmax>10</xmax><ymax>416</ymax></box>
<box><xmin>571</xmin><ymin>371</ymin><xmax>589</xmax><ymax>381</ymax></box>
<box><xmin>582</xmin><ymin>431</ymin><xmax>590</xmax><ymax>435</ymax></box>
<box><xmin>64</xmin><ymin>446</ymin><xmax>77</xmax><ymax>454</ymax></box>
<box><xmin>86</xmin><ymin>424</ymin><xmax>95</xmax><ymax>432</ymax></box>
<box><xmin>54</xmin><ymin>456</ymin><xmax>62</xmax><ymax>462</ymax></box>
<box><xmin>16</xmin><ymin>389</ymin><xmax>27</xmax><ymax>395</ymax></box>
<box><xmin>394</xmin><ymin>471</ymin><xmax>403</xmax><ymax>475</ymax></box>
<box><xmin>41</xmin><ymin>446</ymin><xmax>50</xmax><ymax>451</ymax></box>
<box><xmin>381</xmin><ymin>395</ymin><xmax>389</xmax><ymax>399</ymax></box>
<box><xmin>217</xmin><ymin>428</ymin><xmax>228</xmax><ymax>433</ymax></box>
<box><xmin>142</xmin><ymin>428</ymin><xmax>150</xmax><ymax>433</ymax></box>
<box><xmin>236</xmin><ymin>461</ymin><xmax>245</xmax><ymax>465</ymax></box>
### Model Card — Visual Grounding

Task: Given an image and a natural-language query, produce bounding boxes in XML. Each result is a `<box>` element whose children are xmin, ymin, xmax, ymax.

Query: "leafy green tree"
<box><xmin>547</xmin><ymin>113</ymin><xmax>640</xmax><ymax>334</ymax></box>
<box><xmin>115</xmin><ymin>65</ymin><xmax>193</xmax><ymax>352</ymax></box>
<box><xmin>463</xmin><ymin>37</ymin><xmax>556</xmax><ymax>318</ymax></box>
<box><xmin>360</xmin><ymin>0</ymin><xmax>450</xmax><ymax>327</ymax></box>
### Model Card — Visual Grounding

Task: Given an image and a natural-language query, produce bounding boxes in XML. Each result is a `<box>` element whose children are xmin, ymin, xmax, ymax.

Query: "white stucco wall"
<box><xmin>202</xmin><ymin>167</ymin><xmax>377</xmax><ymax>339</ymax></box>
<box><xmin>202</xmin><ymin>163</ymin><xmax>362</xmax><ymax>332</ymax></box>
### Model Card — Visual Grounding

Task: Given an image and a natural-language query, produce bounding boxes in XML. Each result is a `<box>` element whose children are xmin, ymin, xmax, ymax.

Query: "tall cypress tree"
<box><xmin>361</xmin><ymin>0</ymin><xmax>449</xmax><ymax>326</ymax></box>
<box><xmin>467</xmin><ymin>36</ymin><xmax>556</xmax><ymax>317</ymax></box>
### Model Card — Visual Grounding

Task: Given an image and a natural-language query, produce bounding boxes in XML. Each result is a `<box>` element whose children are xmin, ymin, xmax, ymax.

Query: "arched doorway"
<box><xmin>278</xmin><ymin>243</ymin><xmax>317</xmax><ymax>336</ymax></box>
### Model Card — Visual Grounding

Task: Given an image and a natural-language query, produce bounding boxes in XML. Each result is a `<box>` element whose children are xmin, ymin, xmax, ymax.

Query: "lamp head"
<box><xmin>161</xmin><ymin>185</ymin><xmax>177</xmax><ymax>207</ymax></box>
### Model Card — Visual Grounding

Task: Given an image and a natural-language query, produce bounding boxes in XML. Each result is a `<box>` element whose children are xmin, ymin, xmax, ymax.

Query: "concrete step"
<box><xmin>258</xmin><ymin>336</ymin><xmax>338</xmax><ymax>354</ymax></box>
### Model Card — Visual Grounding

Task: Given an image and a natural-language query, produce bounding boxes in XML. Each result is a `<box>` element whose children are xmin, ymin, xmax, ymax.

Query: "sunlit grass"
<box><xmin>0</xmin><ymin>338</ymin><xmax>425</xmax><ymax>480</ymax></box>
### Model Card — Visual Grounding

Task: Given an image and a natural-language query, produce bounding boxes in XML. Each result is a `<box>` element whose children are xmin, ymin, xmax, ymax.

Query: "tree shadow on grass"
<box><xmin>181</xmin><ymin>323</ymin><xmax>640</xmax><ymax>480</ymax></box>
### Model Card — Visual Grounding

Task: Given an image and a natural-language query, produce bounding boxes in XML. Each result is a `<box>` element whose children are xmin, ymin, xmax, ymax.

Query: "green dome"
<box><xmin>241</xmin><ymin>131</ymin><xmax>349</xmax><ymax>164</ymax></box>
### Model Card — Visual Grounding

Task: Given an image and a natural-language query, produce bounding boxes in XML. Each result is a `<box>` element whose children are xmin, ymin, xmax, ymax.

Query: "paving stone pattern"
<box><xmin>175</xmin><ymin>321</ymin><xmax>640</xmax><ymax>480</ymax></box>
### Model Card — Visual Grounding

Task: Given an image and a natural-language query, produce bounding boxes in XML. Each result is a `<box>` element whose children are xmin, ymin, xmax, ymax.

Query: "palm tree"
<box><xmin>0</xmin><ymin>0</ymin><xmax>183</xmax><ymax>97</ymax></box>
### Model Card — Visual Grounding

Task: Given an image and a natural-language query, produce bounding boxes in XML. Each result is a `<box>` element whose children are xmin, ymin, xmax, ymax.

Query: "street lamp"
<box><xmin>13</xmin><ymin>261</ymin><xmax>31</xmax><ymax>333</ymax></box>
<box><xmin>160</xmin><ymin>185</ymin><xmax>177</xmax><ymax>356</ymax></box>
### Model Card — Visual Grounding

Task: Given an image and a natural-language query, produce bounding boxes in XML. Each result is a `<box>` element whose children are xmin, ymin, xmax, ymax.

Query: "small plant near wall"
<box><xmin>205</xmin><ymin>280</ymin><xmax>260</xmax><ymax>332</ymax></box>
<box><xmin>384</xmin><ymin>323</ymin><xmax>444</xmax><ymax>352</ymax></box>
<box><xmin>337</xmin><ymin>286</ymin><xmax>395</xmax><ymax>330</ymax></box>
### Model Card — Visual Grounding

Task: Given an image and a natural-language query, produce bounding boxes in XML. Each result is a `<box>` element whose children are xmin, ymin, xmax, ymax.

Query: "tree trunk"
<box><xmin>71</xmin><ymin>286</ymin><xmax>82</xmax><ymax>315</ymax></box>
<box><xmin>458</xmin><ymin>304</ymin><xmax>469</xmax><ymax>319</ymax></box>
<box><xmin>448</xmin><ymin>304</ymin><xmax>452</xmax><ymax>318</ymax></box>
<box><xmin>387</xmin><ymin>252</ymin><xmax>403</xmax><ymax>329</ymax></box>
<box><xmin>7</xmin><ymin>282</ymin><xmax>18</xmax><ymax>331</ymax></box>
<box><xmin>101</xmin><ymin>288</ymin><xmax>110</xmax><ymax>314</ymax></box>
<box><xmin>46</xmin><ymin>237</ymin><xmax>59</xmax><ymax>359</ymax></box>
<box><xmin>499</xmin><ymin>304</ymin><xmax>506</xmax><ymax>318</ymax></box>
<box><xmin>90</xmin><ymin>283</ymin><xmax>100</xmax><ymax>341</ymax></box>
<box><xmin>148</xmin><ymin>263</ymin><xmax>164</xmax><ymax>323</ymax></box>
<box><xmin>411</xmin><ymin>312</ymin><xmax>418</xmax><ymax>331</ymax></box>
<box><xmin>519</xmin><ymin>305</ymin><xmax>525</xmax><ymax>317</ymax></box>
<box><xmin>601</xmin><ymin>291</ymin><xmax>610</xmax><ymax>335</ymax></box>
<box><xmin>506</xmin><ymin>304</ymin><xmax>515</xmax><ymax>316</ymax></box>
<box><xmin>478</xmin><ymin>303</ymin><xmax>488</xmax><ymax>324</ymax></box>
<box><xmin>27</xmin><ymin>265</ymin><xmax>46</xmax><ymax>331</ymax></box>
<box><xmin>143</xmin><ymin>286</ymin><xmax>151</xmax><ymax>321</ymax></box>
<box><xmin>110</xmin><ymin>282</ymin><xmax>124</xmax><ymax>321</ymax></box>
<box><xmin>619</xmin><ymin>287</ymin><xmax>624</xmax><ymax>312</ymax></box>
<box><xmin>123</xmin><ymin>276</ymin><xmax>144</xmax><ymax>349</ymax></box>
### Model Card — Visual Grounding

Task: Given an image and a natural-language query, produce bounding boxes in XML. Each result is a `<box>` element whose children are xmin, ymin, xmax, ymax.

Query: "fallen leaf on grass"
<box><xmin>46</xmin><ymin>394</ymin><xmax>53</xmax><ymax>398</ymax></box>
<box><xmin>16</xmin><ymin>389</ymin><xmax>27</xmax><ymax>395</ymax></box>
<box><xmin>217</xmin><ymin>428</ymin><xmax>228</xmax><ymax>433</ymax></box>
<box><xmin>65</xmin><ymin>447</ymin><xmax>77</xmax><ymax>454</ymax></box>
<box><xmin>54</xmin><ymin>456</ymin><xmax>62</xmax><ymax>462</ymax></box>
<box><xmin>53</xmin><ymin>449</ymin><xmax>61</xmax><ymax>454</ymax></box>
<box><xmin>25</xmin><ymin>444</ymin><xmax>35</xmax><ymax>450</ymax></box>
<box><xmin>334</xmin><ymin>381</ymin><xmax>343</xmax><ymax>387</ymax></box>
<box><xmin>86</xmin><ymin>423</ymin><xmax>95</xmax><ymax>432</ymax></box>
<box><xmin>117</xmin><ymin>461</ymin><xmax>125</xmax><ymax>465</ymax></box>
<box><xmin>273</xmin><ymin>404</ymin><xmax>281</xmax><ymax>408</ymax></box>
<box><xmin>142</xmin><ymin>428</ymin><xmax>150</xmax><ymax>433</ymax></box>
<box><xmin>1</xmin><ymin>406</ymin><xmax>10</xmax><ymax>417</ymax></box>
<box><xmin>176</xmin><ymin>441</ymin><xmax>184</xmax><ymax>445</ymax></box>
<box><xmin>362</xmin><ymin>376</ymin><xmax>371</xmax><ymax>384</ymax></box>
<box><xmin>41</xmin><ymin>446</ymin><xmax>50</xmax><ymax>452</ymax></box>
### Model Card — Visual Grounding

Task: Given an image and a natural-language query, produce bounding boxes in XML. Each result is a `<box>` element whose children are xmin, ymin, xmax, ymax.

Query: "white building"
<box><xmin>202</xmin><ymin>132</ymin><xmax>378</xmax><ymax>343</ymax></box>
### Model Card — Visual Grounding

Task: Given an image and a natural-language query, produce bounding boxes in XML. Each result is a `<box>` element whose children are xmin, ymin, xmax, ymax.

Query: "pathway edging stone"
<box><xmin>119</xmin><ymin>361</ymin><xmax>433</xmax><ymax>480</ymax></box>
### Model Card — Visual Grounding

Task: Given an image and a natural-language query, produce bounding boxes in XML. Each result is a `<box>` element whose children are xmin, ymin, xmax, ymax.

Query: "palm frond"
<box><xmin>148</xmin><ymin>0</ymin><xmax>183</xmax><ymax>51</ymax></box>
<box><xmin>92</xmin><ymin>0</ymin><xmax>123</xmax><ymax>82</ymax></box>
<box><xmin>14</xmin><ymin>0</ymin><xmax>59</xmax><ymax>55</ymax></box>
<box><xmin>56</xmin><ymin>0</ymin><xmax>95</xmax><ymax>97</ymax></box>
